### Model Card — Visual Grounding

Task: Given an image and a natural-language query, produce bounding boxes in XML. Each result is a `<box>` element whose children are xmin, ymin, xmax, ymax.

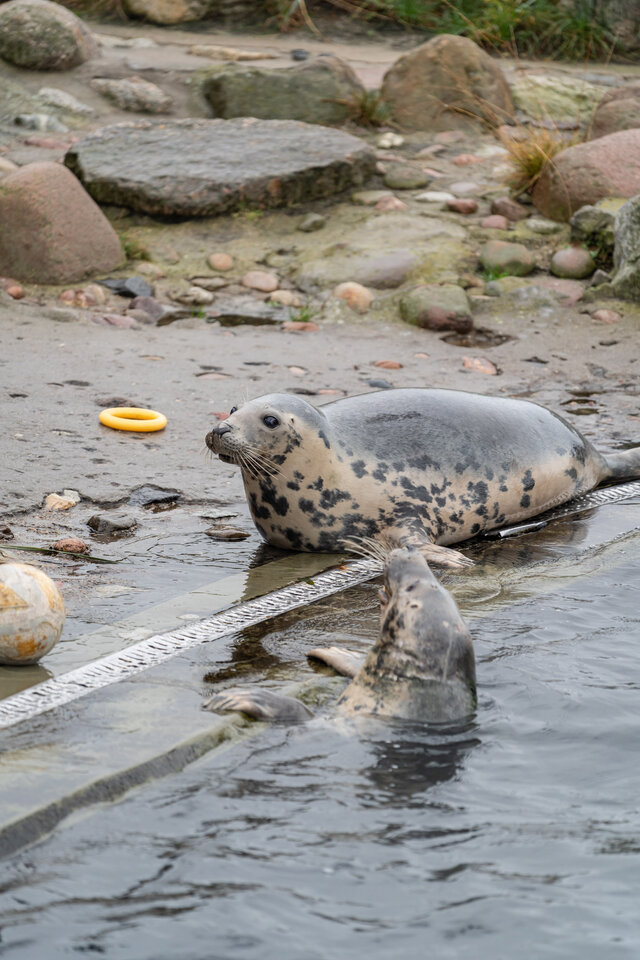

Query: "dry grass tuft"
<box><xmin>498</xmin><ymin>126</ymin><xmax>581</xmax><ymax>195</ymax></box>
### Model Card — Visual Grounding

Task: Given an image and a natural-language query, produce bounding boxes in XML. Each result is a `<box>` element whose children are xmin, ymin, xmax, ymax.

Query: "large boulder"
<box><xmin>122</xmin><ymin>0</ymin><xmax>256</xmax><ymax>24</ymax></box>
<box><xmin>201</xmin><ymin>55</ymin><xmax>365</xmax><ymax>127</ymax></box>
<box><xmin>380</xmin><ymin>34</ymin><xmax>514</xmax><ymax>133</ymax></box>
<box><xmin>0</xmin><ymin>162</ymin><xmax>123</xmax><ymax>283</ymax></box>
<box><xmin>0</xmin><ymin>0</ymin><xmax>97</xmax><ymax>71</ymax></box>
<box><xmin>589</xmin><ymin>84</ymin><xmax>640</xmax><ymax>140</ymax></box>
<box><xmin>511</xmin><ymin>74</ymin><xmax>603</xmax><ymax>125</ymax></box>
<box><xmin>611</xmin><ymin>195</ymin><xmax>640</xmax><ymax>300</ymax></box>
<box><xmin>64</xmin><ymin>118</ymin><xmax>376</xmax><ymax>217</ymax></box>
<box><xmin>532</xmin><ymin>130</ymin><xmax>640</xmax><ymax>222</ymax></box>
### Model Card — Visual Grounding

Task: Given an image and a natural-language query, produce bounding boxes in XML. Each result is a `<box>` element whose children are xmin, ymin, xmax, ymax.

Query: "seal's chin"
<box><xmin>217</xmin><ymin>453</ymin><xmax>237</xmax><ymax>464</ymax></box>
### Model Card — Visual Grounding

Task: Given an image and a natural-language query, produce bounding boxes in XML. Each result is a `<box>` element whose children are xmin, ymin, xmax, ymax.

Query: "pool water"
<box><xmin>1</xmin><ymin>503</ymin><xmax>639</xmax><ymax>958</ymax></box>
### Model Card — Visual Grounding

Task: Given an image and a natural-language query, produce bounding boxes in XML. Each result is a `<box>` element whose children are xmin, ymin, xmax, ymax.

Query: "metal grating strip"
<box><xmin>0</xmin><ymin>478</ymin><xmax>638</xmax><ymax>733</ymax></box>
<box><xmin>0</xmin><ymin>557</ymin><xmax>381</xmax><ymax>732</ymax></box>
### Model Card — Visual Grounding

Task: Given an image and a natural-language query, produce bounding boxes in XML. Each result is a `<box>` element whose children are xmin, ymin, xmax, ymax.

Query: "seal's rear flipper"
<box><xmin>603</xmin><ymin>446</ymin><xmax>640</xmax><ymax>481</ymax></box>
<box><xmin>308</xmin><ymin>646</ymin><xmax>365</xmax><ymax>678</ymax></box>
<box><xmin>203</xmin><ymin>687</ymin><xmax>313</xmax><ymax>724</ymax></box>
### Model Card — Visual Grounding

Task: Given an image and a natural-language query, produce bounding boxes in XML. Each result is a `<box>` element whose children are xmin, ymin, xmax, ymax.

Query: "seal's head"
<box><xmin>205</xmin><ymin>394</ymin><xmax>327</xmax><ymax>477</ymax></box>
<box><xmin>338</xmin><ymin>548</ymin><xmax>477</xmax><ymax>722</ymax></box>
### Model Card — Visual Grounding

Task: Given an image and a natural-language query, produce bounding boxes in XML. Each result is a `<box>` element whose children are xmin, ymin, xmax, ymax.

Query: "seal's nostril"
<box><xmin>214</xmin><ymin>422</ymin><xmax>232</xmax><ymax>436</ymax></box>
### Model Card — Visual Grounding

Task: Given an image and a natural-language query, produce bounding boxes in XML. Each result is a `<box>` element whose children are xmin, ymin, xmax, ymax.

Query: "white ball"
<box><xmin>0</xmin><ymin>562</ymin><xmax>65</xmax><ymax>665</ymax></box>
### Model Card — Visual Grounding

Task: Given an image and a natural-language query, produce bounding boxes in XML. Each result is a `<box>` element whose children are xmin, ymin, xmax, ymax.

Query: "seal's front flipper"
<box><xmin>418</xmin><ymin>542</ymin><xmax>473</xmax><ymax>570</ymax></box>
<box><xmin>308</xmin><ymin>646</ymin><xmax>365</xmax><ymax>678</ymax></box>
<box><xmin>203</xmin><ymin>687</ymin><xmax>313</xmax><ymax>724</ymax></box>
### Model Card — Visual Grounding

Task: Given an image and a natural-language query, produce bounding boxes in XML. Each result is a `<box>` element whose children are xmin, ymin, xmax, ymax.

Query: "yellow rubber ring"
<box><xmin>99</xmin><ymin>407</ymin><xmax>167</xmax><ymax>432</ymax></box>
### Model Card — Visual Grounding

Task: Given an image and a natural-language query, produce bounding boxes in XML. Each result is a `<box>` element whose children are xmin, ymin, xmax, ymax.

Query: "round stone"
<box><xmin>0</xmin><ymin>562</ymin><xmax>65</xmax><ymax>665</ymax></box>
<box><xmin>550</xmin><ymin>246</ymin><xmax>595</xmax><ymax>279</ymax></box>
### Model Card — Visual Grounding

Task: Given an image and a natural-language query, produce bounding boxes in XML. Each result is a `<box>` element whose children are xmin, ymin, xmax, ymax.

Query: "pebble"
<box><xmin>127</xmin><ymin>296</ymin><xmax>168</xmax><ymax>321</ymax></box>
<box><xmin>333</xmin><ymin>282</ymin><xmax>374</xmax><ymax>313</ymax></box>
<box><xmin>5</xmin><ymin>284</ymin><xmax>24</xmax><ymax>299</ymax></box>
<box><xmin>453</xmin><ymin>153</ymin><xmax>482</xmax><ymax>166</ymax></box>
<box><xmin>88</xmin><ymin>512</ymin><xmax>138</xmax><ymax>535</ymax></box>
<box><xmin>189</xmin><ymin>276</ymin><xmax>228</xmax><ymax>291</ymax></box>
<box><xmin>399</xmin><ymin>284</ymin><xmax>473</xmax><ymax>333</ymax></box>
<box><xmin>447</xmin><ymin>198</ymin><xmax>478</xmax><ymax>214</ymax></box>
<box><xmin>208</xmin><ymin>252</ymin><xmax>233</xmax><ymax>271</ymax></box>
<box><xmin>174</xmin><ymin>286</ymin><xmax>215</xmax><ymax>305</ymax></box>
<box><xmin>383</xmin><ymin>166</ymin><xmax>430</xmax><ymax>190</ymax></box>
<box><xmin>377</xmin><ymin>132</ymin><xmax>405</xmax><ymax>149</ymax></box>
<box><xmin>550</xmin><ymin>246</ymin><xmax>595</xmax><ymax>280</ymax></box>
<box><xmin>298</xmin><ymin>213</ymin><xmax>326</xmax><ymax>232</ymax></box>
<box><xmin>242</xmin><ymin>270</ymin><xmax>279</xmax><ymax>293</ymax></box>
<box><xmin>449</xmin><ymin>181</ymin><xmax>481</xmax><ymax>196</ymax></box>
<box><xmin>525</xmin><ymin>216</ymin><xmax>564</xmax><ymax>235</ymax></box>
<box><xmin>205</xmin><ymin>525</ymin><xmax>250</xmax><ymax>541</ymax></box>
<box><xmin>83</xmin><ymin>283</ymin><xmax>107</xmax><ymax>304</ymax></box>
<box><xmin>15</xmin><ymin>113</ymin><xmax>68</xmax><ymax>133</ymax></box>
<box><xmin>351</xmin><ymin>190</ymin><xmax>393</xmax><ymax>206</ymax></box>
<box><xmin>375</xmin><ymin>196</ymin><xmax>408</xmax><ymax>212</ymax></box>
<box><xmin>137</xmin><ymin>262</ymin><xmax>166</xmax><ymax>279</ymax></box>
<box><xmin>45</xmin><ymin>490</ymin><xmax>80</xmax><ymax>511</ymax></box>
<box><xmin>52</xmin><ymin>537</ymin><xmax>88</xmax><ymax>554</ymax></box>
<box><xmin>481</xmin><ymin>214</ymin><xmax>509</xmax><ymax>229</ymax></box>
<box><xmin>591</xmin><ymin>269</ymin><xmax>611</xmax><ymax>286</ymax></box>
<box><xmin>269</xmin><ymin>289</ymin><xmax>303</xmax><ymax>306</ymax></box>
<box><xmin>93</xmin><ymin>313</ymin><xmax>138</xmax><ymax>328</ymax></box>
<box><xmin>367</xmin><ymin>379</ymin><xmax>393</xmax><ymax>390</ymax></box>
<box><xmin>281</xmin><ymin>320</ymin><xmax>319</xmax><ymax>332</ymax></box>
<box><xmin>491</xmin><ymin>196</ymin><xmax>529</xmax><ymax>221</ymax></box>
<box><xmin>591</xmin><ymin>309</ymin><xmax>621</xmax><ymax>324</ymax></box>
<box><xmin>435</xmin><ymin>130</ymin><xmax>467</xmax><ymax>144</ymax></box>
<box><xmin>0</xmin><ymin>525</ymin><xmax>14</xmax><ymax>541</ymax></box>
<box><xmin>415</xmin><ymin>190</ymin><xmax>456</xmax><ymax>204</ymax></box>
<box><xmin>373</xmin><ymin>360</ymin><xmax>403</xmax><ymax>369</ymax></box>
<box><xmin>463</xmin><ymin>356</ymin><xmax>498</xmax><ymax>375</ymax></box>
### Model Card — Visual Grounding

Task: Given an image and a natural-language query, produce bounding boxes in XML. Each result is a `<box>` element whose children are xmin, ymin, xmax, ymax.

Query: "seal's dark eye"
<box><xmin>229</xmin><ymin>406</ymin><xmax>237</xmax><ymax>415</ymax></box>
<box><xmin>263</xmin><ymin>415</ymin><xmax>280</xmax><ymax>429</ymax></box>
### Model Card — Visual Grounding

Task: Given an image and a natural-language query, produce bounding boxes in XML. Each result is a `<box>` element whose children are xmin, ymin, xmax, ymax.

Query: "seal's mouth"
<box><xmin>217</xmin><ymin>453</ymin><xmax>236</xmax><ymax>464</ymax></box>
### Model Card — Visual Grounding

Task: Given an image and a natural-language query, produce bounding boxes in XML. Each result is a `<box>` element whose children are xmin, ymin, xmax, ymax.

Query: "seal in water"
<box><xmin>205</xmin><ymin>388</ymin><xmax>640</xmax><ymax>568</ymax></box>
<box><xmin>203</xmin><ymin>548</ymin><xmax>476</xmax><ymax>724</ymax></box>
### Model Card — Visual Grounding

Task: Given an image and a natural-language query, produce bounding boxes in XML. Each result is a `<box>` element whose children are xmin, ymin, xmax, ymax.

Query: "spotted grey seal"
<box><xmin>205</xmin><ymin>388</ymin><xmax>640</xmax><ymax>569</ymax></box>
<box><xmin>203</xmin><ymin>548</ymin><xmax>476</xmax><ymax>724</ymax></box>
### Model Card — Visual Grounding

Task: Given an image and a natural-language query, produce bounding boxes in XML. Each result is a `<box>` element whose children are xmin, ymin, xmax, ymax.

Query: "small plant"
<box><xmin>340</xmin><ymin>89</ymin><xmax>391</xmax><ymax>127</ymax></box>
<box><xmin>232</xmin><ymin>207</ymin><xmax>264</xmax><ymax>221</ymax></box>
<box><xmin>121</xmin><ymin>235</ymin><xmax>151</xmax><ymax>262</ymax></box>
<box><xmin>289</xmin><ymin>301</ymin><xmax>317</xmax><ymax>323</ymax></box>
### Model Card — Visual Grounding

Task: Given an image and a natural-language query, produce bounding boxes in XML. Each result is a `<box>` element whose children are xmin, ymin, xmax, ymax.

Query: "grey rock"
<box><xmin>298</xmin><ymin>213</ymin><xmax>326</xmax><ymax>232</ymax></box>
<box><xmin>0</xmin><ymin>0</ymin><xmax>97</xmax><ymax>70</ymax></box>
<box><xmin>355</xmin><ymin>250</ymin><xmax>417</xmax><ymax>289</ymax></box>
<box><xmin>64</xmin><ymin>118</ymin><xmax>375</xmax><ymax>218</ymax></box>
<box><xmin>383</xmin><ymin>165</ymin><xmax>430</xmax><ymax>190</ymax></box>
<box><xmin>128</xmin><ymin>486</ymin><xmax>181</xmax><ymax>507</ymax></box>
<box><xmin>87</xmin><ymin>512</ymin><xmax>138</xmax><ymax>535</ymax></box>
<box><xmin>208</xmin><ymin>296</ymin><xmax>290</xmax><ymax>326</ymax></box>
<box><xmin>612</xmin><ymin>195</ymin><xmax>640</xmax><ymax>300</ymax></box>
<box><xmin>90</xmin><ymin>78</ymin><xmax>173</xmax><ymax>115</ymax></box>
<box><xmin>200</xmin><ymin>54</ymin><xmax>365</xmax><ymax>127</ymax></box>
<box><xmin>570</xmin><ymin>204</ymin><xmax>615</xmax><ymax>252</ymax></box>
<box><xmin>37</xmin><ymin>87</ymin><xmax>93</xmax><ymax>114</ymax></box>
<box><xmin>205</xmin><ymin>525</ymin><xmax>250</xmax><ymax>541</ymax></box>
<box><xmin>591</xmin><ymin>268</ymin><xmax>612</xmax><ymax>285</ymax></box>
<box><xmin>480</xmin><ymin>240</ymin><xmax>536</xmax><ymax>277</ymax></box>
<box><xmin>126</xmin><ymin>296</ymin><xmax>168</xmax><ymax>320</ymax></box>
<box><xmin>99</xmin><ymin>277</ymin><xmax>154</xmax><ymax>298</ymax></box>
<box><xmin>14</xmin><ymin>113</ymin><xmax>68</xmax><ymax>132</ymax></box>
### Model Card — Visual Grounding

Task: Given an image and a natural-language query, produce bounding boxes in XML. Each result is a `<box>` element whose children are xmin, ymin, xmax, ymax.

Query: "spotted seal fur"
<box><xmin>203</xmin><ymin>548</ymin><xmax>476</xmax><ymax>724</ymax></box>
<box><xmin>205</xmin><ymin>388</ymin><xmax>640</xmax><ymax>569</ymax></box>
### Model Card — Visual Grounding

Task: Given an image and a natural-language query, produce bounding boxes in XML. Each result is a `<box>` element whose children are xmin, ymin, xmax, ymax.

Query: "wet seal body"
<box><xmin>204</xmin><ymin>548</ymin><xmax>477</xmax><ymax>724</ymax></box>
<box><xmin>205</xmin><ymin>388</ymin><xmax>640</xmax><ymax>568</ymax></box>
